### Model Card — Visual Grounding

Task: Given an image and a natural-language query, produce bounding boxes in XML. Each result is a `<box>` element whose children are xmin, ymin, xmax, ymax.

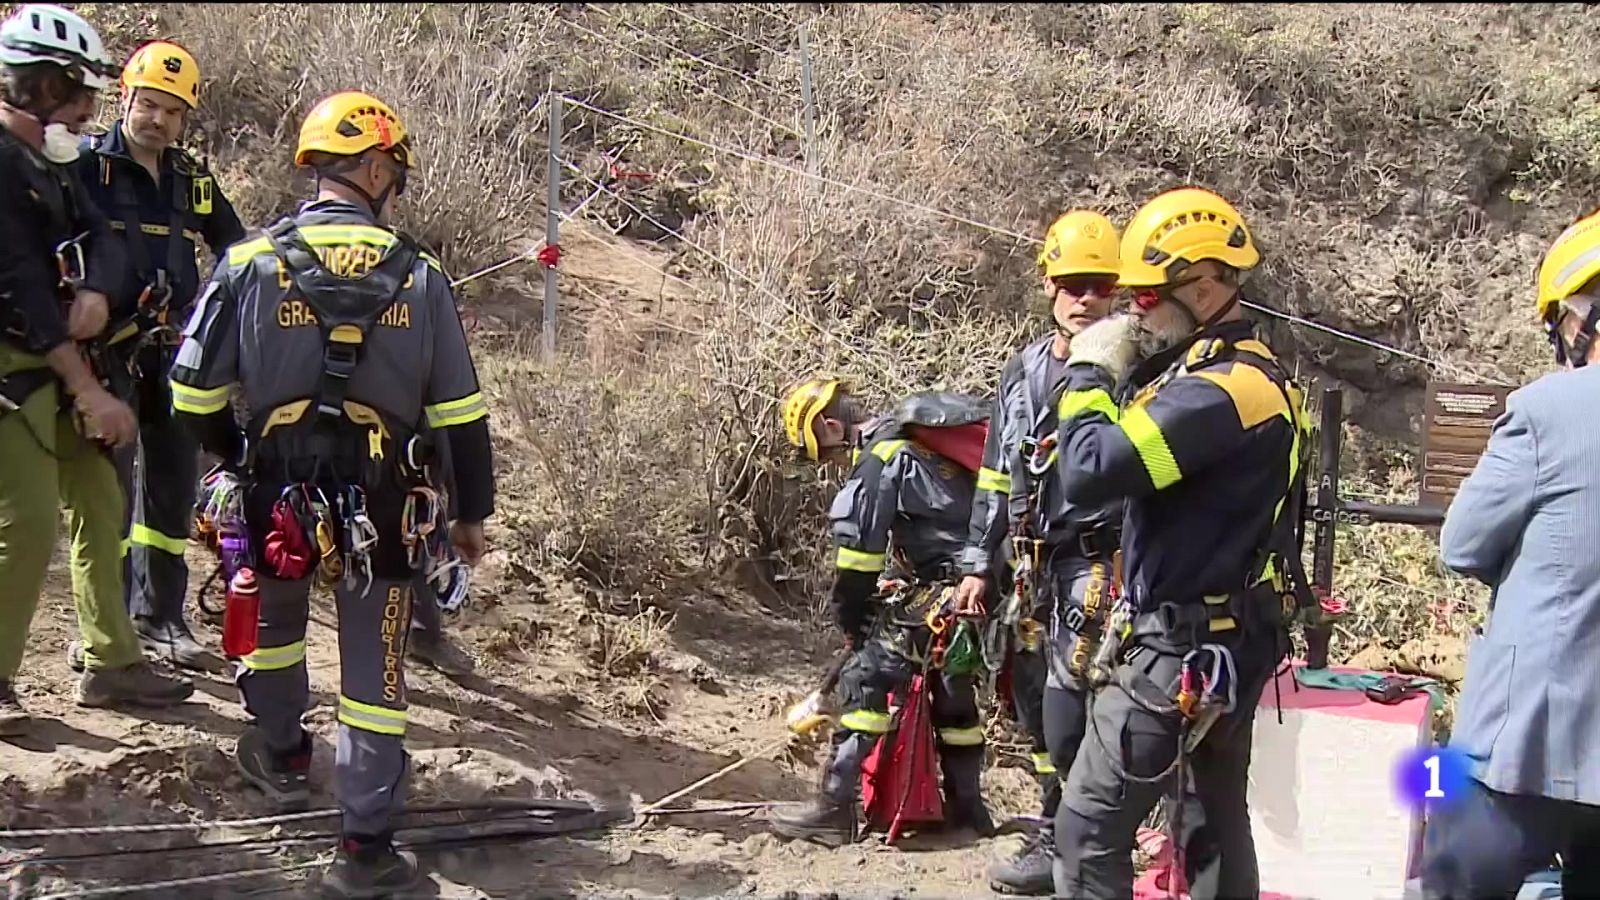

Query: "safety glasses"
<box><xmin>1130</xmin><ymin>274</ymin><xmax>1206</xmax><ymax>312</ymax></box>
<box><xmin>1051</xmin><ymin>274</ymin><xmax>1118</xmax><ymax>297</ymax></box>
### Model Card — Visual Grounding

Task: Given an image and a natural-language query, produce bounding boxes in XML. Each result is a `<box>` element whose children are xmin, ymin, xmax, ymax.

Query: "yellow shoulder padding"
<box><xmin>1192</xmin><ymin>363</ymin><xmax>1290</xmax><ymax>430</ymax></box>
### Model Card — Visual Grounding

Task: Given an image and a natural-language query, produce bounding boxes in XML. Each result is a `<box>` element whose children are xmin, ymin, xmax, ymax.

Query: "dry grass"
<box><xmin>79</xmin><ymin>2</ymin><xmax>1589</xmax><ymax>652</ymax></box>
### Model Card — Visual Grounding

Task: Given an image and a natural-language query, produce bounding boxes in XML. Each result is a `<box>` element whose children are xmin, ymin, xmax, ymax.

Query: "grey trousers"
<box><xmin>236</xmin><ymin>573</ymin><xmax>415</xmax><ymax>838</ymax></box>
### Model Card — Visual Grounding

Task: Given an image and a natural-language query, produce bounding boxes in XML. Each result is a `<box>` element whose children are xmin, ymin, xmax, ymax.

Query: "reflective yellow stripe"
<box><xmin>228</xmin><ymin>225</ymin><xmax>445</xmax><ymax>271</ymax></box>
<box><xmin>242</xmin><ymin>640</ymin><xmax>307</xmax><ymax>672</ymax></box>
<box><xmin>937</xmin><ymin>726</ymin><xmax>986</xmax><ymax>747</ymax></box>
<box><xmin>424</xmin><ymin>392</ymin><xmax>488</xmax><ymax>428</ymax></box>
<box><xmin>130</xmin><ymin>524</ymin><xmax>186</xmax><ymax>556</ymax></box>
<box><xmin>840</xmin><ymin>709</ymin><xmax>892</xmax><ymax>734</ymax></box>
<box><xmin>1032</xmin><ymin>751</ymin><xmax>1057</xmax><ymax>775</ymax></box>
<box><xmin>1120</xmin><ymin>406</ymin><xmax>1181</xmax><ymax>490</ymax></box>
<box><xmin>871</xmin><ymin>438</ymin><xmax>908</xmax><ymax>463</ymax></box>
<box><xmin>1058</xmin><ymin>387</ymin><xmax>1120</xmax><ymax>423</ymax></box>
<box><xmin>109</xmin><ymin>220</ymin><xmax>201</xmax><ymax>242</ymax></box>
<box><xmin>976</xmin><ymin>466</ymin><xmax>1011</xmax><ymax>494</ymax></box>
<box><xmin>171</xmin><ymin>381</ymin><xmax>230</xmax><ymax>415</ymax></box>
<box><xmin>836</xmin><ymin>547</ymin><xmax>885</xmax><ymax>573</ymax></box>
<box><xmin>120</xmin><ymin>538</ymin><xmax>131</xmax><ymax>559</ymax></box>
<box><xmin>337</xmin><ymin>695</ymin><xmax>407</xmax><ymax>736</ymax></box>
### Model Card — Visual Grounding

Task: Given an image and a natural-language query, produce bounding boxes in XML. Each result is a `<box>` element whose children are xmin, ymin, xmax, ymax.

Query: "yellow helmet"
<box><xmin>1038</xmin><ymin>210</ymin><xmax>1121</xmax><ymax>279</ymax></box>
<box><xmin>295</xmin><ymin>91</ymin><xmax>416</xmax><ymax>169</ymax></box>
<box><xmin>782</xmin><ymin>377</ymin><xmax>842</xmax><ymax>461</ymax></box>
<box><xmin>121</xmin><ymin>40</ymin><xmax>199</xmax><ymax>110</ymax></box>
<box><xmin>1536</xmin><ymin>208</ymin><xmax>1600</xmax><ymax>322</ymax></box>
<box><xmin>1118</xmin><ymin>187</ymin><xmax>1259</xmax><ymax>288</ymax></box>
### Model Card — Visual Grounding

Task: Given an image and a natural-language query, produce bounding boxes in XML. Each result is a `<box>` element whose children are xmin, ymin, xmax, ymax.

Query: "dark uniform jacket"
<box><xmin>963</xmin><ymin>332</ymin><xmax>1122</xmax><ymax>579</ymax></box>
<box><xmin>72</xmin><ymin>122</ymin><xmax>244</xmax><ymax>337</ymax></box>
<box><xmin>168</xmin><ymin>199</ymin><xmax>494</xmax><ymax>523</ymax></box>
<box><xmin>1054</xmin><ymin>319</ymin><xmax>1305</xmax><ymax>617</ymax></box>
<box><xmin>0</xmin><ymin>123</ymin><xmax>124</xmax><ymax>362</ymax></box>
<box><xmin>828</xmin><ymin>413</ymin><xmax>976</xmax><ymax>641</ymax></box>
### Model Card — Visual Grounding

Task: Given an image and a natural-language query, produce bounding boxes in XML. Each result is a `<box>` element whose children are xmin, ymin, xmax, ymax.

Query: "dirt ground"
<box><xmin>0</xmin><ymin>544</ymin><xmax>1044</xmax><ymax>899</ymax></box>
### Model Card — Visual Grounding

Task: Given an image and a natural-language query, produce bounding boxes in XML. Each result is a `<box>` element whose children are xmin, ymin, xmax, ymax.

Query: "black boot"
<box><xmin>770</xmin><ymin>731</ymin><xmax>876</xmax><ymax>847</ymax></box>
<box><xmin>322</xmin><ymin>833</ymin><xmax>421</xmax><ymax>899</ymax></box>
<box><xmin>939</xmin><ymin>743</ymin><xmax>996</xmax><ymax>837</ymax></box>
<box><xmin>989</xmin><ymin>823</ymin><xmax>1056</xmax><ymax>895</ymax></box>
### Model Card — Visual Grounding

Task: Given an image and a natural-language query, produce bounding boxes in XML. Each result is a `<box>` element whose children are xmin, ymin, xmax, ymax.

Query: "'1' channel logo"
<box><xmin>1394</xmin><ymin>744</ymin><xmax>1471</xmax><ymax>811</ymax></box>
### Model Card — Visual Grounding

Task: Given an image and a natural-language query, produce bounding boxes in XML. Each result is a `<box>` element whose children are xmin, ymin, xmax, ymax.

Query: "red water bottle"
<box><xmin>222</xmin><ymin>567</ymin><xmax>261</xmax><ymax>658</ymax></box>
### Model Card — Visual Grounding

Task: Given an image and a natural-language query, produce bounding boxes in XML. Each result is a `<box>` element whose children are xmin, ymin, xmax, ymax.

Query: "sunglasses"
<box><xmin>1130</xmin><ymin>274</ymin><xmax>1207</xmax><ymax>311</ymax></box>
<box><xmin>1051</xmin><ymin>274</ymin><xmax>1118</xmax><ymax>297</ymax></box>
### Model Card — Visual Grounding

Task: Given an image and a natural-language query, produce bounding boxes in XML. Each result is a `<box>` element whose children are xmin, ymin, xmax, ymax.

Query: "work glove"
<box><xmin>1067</xmin><ymin>314</ymin><xmax>1141</xmax><ymax>383</ymax></box>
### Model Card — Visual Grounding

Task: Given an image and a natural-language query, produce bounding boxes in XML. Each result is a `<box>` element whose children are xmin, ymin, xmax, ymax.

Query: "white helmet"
<box><xmin>0</xmin><ymin>4</ymin><xmax>116</xmax><ymax>91</ymax></box>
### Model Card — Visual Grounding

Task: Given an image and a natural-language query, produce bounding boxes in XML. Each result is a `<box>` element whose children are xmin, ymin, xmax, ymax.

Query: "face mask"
<box><xmin>42</xmin><ymin>123</ymin><xmax>80</xmax><ymax>164</ymax></box>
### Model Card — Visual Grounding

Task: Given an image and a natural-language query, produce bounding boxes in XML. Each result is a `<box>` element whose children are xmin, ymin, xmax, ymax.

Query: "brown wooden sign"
<box><xmin>1420</xmin><ymin>382</ymin><xmax>1513</xmax><ymax>509</ymax></box>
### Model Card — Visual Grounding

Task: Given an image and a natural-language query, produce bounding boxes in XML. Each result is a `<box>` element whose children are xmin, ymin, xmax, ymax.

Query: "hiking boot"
<box><xmin>136</xmin><ymin>617</ymin><xmax>224</xmax><ymax>672</ymax></box>
<box><xmin>407</xmin><ymin>629</ymin><xmax>476</xmax><ymax>677</ymax></box>
<box><xmin>77</xmin><ymin>659</ymin><xmax>195</xmax><ymax>708</ymax></box>
<box><xmin>770</xmin><ymin>795</ymin><xmax>858</xmax><ymax>846</ymax></box>
<box><xmin>0</xmin><ymin>681</ymin><xmax>32</xmax><ymax>737</ymax></box>
<box><xmin>66</xmin><ymin>640</ymin><xmax>86</xmax><ymax>673</ymax></box>
<box><xmin>940</xmin><ymin>744</ymin><xmax>997</xmax><ymax>837</ymax></box>
<box><xmin>989</xmin><ymin>825</ymin><xmax>1056</xmax><ymax>895</ymax></box>
<box><xmin>236</xmin><ymin>726</ymin><xmax>312</xmax><ymax>811</ymax></box>
<box><xmin>322</xmin><ymin>834</ymin><xmax>421</xmax><ymax>899</ymax></box>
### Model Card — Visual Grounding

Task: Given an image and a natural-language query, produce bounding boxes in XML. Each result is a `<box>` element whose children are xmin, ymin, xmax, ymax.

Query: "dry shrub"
<box><xmin>82</xmin><ymin>3</ymin><xmax>1597</xmax><ymax>650</ymax></box>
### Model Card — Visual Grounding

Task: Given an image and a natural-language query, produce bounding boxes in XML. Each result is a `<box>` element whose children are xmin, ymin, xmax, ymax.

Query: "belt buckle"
<box><xmin>1078</xmin><ymin>530</ymin><xmax>1097</xmax><ymax>560</ymax></box>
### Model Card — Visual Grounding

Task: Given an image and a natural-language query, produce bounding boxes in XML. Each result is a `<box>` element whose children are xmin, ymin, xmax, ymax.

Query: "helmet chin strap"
<box><xmin>1551</xmin><ymin>303</ymin><xmax>1600</xmax><ymax>369</ymax></box>
<box><xmin>320</xmin><ymin>157</ymin><xmax>405</xmax><ymax>218</ymax></box>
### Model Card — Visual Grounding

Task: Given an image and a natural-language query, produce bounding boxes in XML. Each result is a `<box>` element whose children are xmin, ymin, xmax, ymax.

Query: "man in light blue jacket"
<box><xmin>1422</xmin><ymin>209</ymin><xmax>1600</xmax><ymax>898</ymax></box>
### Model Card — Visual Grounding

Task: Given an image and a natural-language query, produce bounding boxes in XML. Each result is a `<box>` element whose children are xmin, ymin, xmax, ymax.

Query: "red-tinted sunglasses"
<box><xmin>1131</xmin><ymin>275</ymin><xmax>1206</xmax><ymax>311</ymax></box>
<box><xmin>1051</xmin><ymin>274</ymin><xmax>1118</xmax><ymax>297</ymax></box>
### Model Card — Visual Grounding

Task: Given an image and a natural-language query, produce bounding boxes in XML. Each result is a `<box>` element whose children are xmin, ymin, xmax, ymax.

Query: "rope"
<box><xmin>447</xmin><ymin>182</ymin><xmax>608</xmax><ymax>291</ymax></box>
<box><xmin>639</xmin><ymin>734</ymin><xmax>792</xmax><ymax>814</ymax></box>
<box><xmin>562</xmin><ymin>15</ymin><xmax>799</xmax><ymax>136</ymax></box>
<box><xmin>557</xmin><ymin>94</ymin><xmax>1521</xmax><ymax>387</ymax></box>
<box><xmin>659</xmin><ymin>5</ymin><xmax>795</xmax><ymax>57</ymax></box>
<box><xmin>0</xmin><ymin>800</ymin><xmax>593</xmax><ymax>841</ymax></box>
<box><xmin>557</xmin><ymin>155</ymin><xmax>911</xmax><ymax>392</ymax></box>
<box><xmin>0</xmin><ymin>809</ymin><xmax>333</xmax><ymax>840</ymax></box>
<box><xmin>26</xmin><ymin>858</ymin><xmax>328</xmax><ymax>900</ymax></box>
<box><xmin>581</xmin><ymin>4</ymin><xmax>793</xmax><ymax>97</ymax></box>
<box><xmin>560</xmin><ymin>95</ymin><xmax>1038</xmax><ymax>246</ymax></box>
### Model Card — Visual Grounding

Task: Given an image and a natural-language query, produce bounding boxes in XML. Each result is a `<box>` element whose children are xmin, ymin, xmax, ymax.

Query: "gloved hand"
<box><xmin>1067</xmin><ymin>314</ymin><xmax>1141</xmax><ymax>382</ymax></box>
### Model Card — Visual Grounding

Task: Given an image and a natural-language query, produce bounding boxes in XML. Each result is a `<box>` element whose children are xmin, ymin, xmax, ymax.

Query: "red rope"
<box><xmin>536</xmin><ymin>243</ymin><xmax>562</xmax><ymax>269</ymax></box>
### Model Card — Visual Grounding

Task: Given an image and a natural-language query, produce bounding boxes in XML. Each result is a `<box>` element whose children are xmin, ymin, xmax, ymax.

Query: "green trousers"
<box><xmin>0</xmin><ymin>349</ymin><xmax>142</xmax><ymax>678</ymax></box>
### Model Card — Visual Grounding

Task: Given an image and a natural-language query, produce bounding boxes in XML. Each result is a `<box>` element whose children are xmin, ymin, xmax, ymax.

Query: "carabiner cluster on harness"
<box><xmin>401</xmin><ymin>485</ymin><xmax>447</xmax><ymax>573</ymax></box>
<box><xmin>199</xmin><ymin>465</ymin><xmax>251</xmax><ymax>577</ymax></box>
<box><xmin>337</xmin><ymin>485</ymin><xmax>380</xmax><ymax>597</ymax></box>
<box><xmin>1021</xmin><ymin>433</ymin><xmax>1059</xmax><ymax>479</ymax></box>
<box><xmin>1175</xmin><ymin>643</ymin><xmax>1238</xmax><ymax>720</ymax></box>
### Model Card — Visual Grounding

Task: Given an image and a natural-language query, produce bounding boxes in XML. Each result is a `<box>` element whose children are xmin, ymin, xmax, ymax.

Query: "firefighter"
<box><xmin>769</xmin><ymin>378</ymin><xmax>995</xmax><ymax>846</ymax></box>
<box><xmin>962</xmin><ymin>210</ymin><xmax>1122</xmax><ymax>895</ymax></box>
<box><xmin>66</xmin><ymin>39</ymin><xmax>245</xmax><ymax>672</ymax></box>
<box><xmin>1050</xmin><ymin>187</ymin><xmax>1310</xmax><ymax>899</ymax></box>
<box><xmin>0</xmin><ymin>3</ymin><xmax>196</xmax><ymax>734</ymax></box>
<box><xmin>168</xmin><ymin>90</ymin><xmax>495</xmax><ymax>897</ymax></box>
